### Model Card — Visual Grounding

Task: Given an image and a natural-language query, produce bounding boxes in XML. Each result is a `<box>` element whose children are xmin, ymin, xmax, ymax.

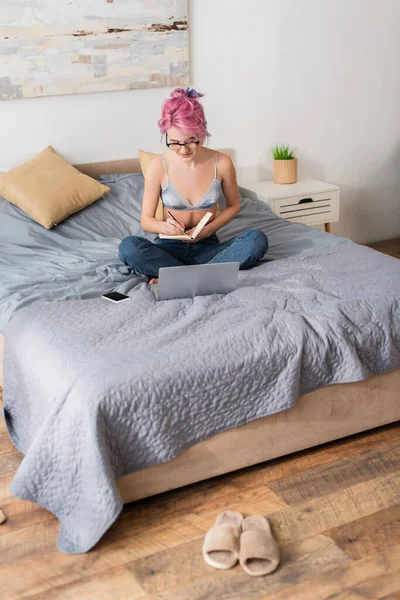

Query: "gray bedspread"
<box><xmin>3</xmin><ymin>233</ymin><xmax>400</xmax><ymax>554</ymax></box>
<box><xmin>0</xmin><ymin>172</ymin><xmax>347</xmax><ymax>334</ymax></box>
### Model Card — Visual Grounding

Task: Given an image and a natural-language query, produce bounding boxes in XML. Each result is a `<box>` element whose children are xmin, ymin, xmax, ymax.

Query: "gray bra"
<box><xmin>160</xmin><ymin>152</ymin><xmax>224</xmax><ymax>211</ymax></box>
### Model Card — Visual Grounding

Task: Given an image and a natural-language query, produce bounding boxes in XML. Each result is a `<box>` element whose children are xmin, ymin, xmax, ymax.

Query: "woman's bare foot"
<box><xmin>148</xmin><ymin>278</ymin><xmax>158</xmax><ymax>285</ymax></box>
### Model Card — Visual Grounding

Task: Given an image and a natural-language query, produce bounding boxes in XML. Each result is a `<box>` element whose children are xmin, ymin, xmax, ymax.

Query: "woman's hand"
<box><xmin>184</xmin><ymin>224</ymin><xmax>213</xmax><ymax>243</ymax></box>
<box><xmin>162</xmin><ymin>217</ymin><xmax>186</xmax><ymax>236</ymax></box>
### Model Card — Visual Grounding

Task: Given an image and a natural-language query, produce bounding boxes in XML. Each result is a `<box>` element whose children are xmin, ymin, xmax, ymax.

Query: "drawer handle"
<box><xmin>299</xmin><ymin>198</ymin><xmax>313</xmax><ymax>204</ymax></box>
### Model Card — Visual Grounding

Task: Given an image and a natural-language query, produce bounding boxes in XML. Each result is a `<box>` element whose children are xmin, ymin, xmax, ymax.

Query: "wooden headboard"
<box><xmin>74</xmin><ymin>157</ymin><xmax>141</xmax><ymax>178</ymax></box>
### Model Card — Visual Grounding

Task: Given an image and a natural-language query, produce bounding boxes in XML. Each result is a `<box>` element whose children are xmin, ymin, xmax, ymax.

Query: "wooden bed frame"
<box><xmin>1</xmin><ymin>155</ymin><xmax>399</xmax><ymax>505</ymax></box>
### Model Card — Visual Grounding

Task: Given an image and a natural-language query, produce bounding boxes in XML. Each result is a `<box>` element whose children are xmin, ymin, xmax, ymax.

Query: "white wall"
<box><xmin>1</xmin><ymin>0</ymin><xmax>399</xmax><ymax>243</ymax></box>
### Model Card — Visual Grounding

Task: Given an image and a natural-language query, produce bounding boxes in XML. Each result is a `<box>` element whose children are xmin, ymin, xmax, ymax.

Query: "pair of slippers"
<box><xmin>202</xmin><ymin>511</ymin><xmax>280</xmax><ymax>577</ymax></box>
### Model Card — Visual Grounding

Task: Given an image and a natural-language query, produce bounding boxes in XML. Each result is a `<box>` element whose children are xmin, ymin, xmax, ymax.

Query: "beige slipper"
<box><xmin>239</xmin><ymin>516</ymin><xmax>280</xmax><ymax>576</ymax></box>
<box><xmin>202</xmin><ymin>510</ymin><xmax>243</xmax><ymax>569</ymax></box>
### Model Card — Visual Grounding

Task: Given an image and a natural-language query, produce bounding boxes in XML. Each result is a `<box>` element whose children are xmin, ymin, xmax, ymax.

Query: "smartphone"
<box><xmin>102</xmin><ymin>291</ymin><xmax>130</xmax><ymax>303</ymax></box>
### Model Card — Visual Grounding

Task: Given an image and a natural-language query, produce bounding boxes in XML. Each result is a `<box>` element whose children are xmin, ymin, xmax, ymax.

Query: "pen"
<box><xmin>167</xmin><ymin>210</ymin><xmax>185</xmax><ymax>232</ymax></box>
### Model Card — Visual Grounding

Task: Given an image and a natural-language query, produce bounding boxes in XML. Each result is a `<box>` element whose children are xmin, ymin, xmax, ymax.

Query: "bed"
<box><xmin>1</xmin><ymin>156</ymin><xmax>399</xmax><ymax>553</ymax></box>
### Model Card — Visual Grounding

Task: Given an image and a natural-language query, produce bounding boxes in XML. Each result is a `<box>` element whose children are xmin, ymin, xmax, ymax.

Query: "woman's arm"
<box><xmin>197</xmin><ymin>154</ymin><xmax>241</xmax><ymax>238</ymax></box>
<box><xmin>140</xmin><ymin>158</ymin><xmax>184</xmax><ymax>235</ymax></box>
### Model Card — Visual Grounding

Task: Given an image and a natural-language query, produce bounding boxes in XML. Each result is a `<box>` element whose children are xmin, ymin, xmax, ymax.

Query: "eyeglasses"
<box><xmin>166</xmin><ymin>135</ymin><xmax>200</xmax><ymax>152</ymax></box>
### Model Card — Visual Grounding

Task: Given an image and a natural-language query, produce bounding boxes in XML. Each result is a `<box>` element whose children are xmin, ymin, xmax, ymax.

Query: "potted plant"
<box><xmin>271</xmin><ymin>145</ymin><xmax>297</xmax><ymax>184</ymax></box>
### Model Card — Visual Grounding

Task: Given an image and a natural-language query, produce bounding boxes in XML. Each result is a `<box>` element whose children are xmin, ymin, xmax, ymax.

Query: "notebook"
<box><xmin>158</xmin><ymin>212</ymin><xmax>213</xmax><ymax>240</ymax></box>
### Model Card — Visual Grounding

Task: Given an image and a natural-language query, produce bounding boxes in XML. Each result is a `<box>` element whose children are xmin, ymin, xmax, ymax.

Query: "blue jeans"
<box><xmin>118</xmin><ymin>229</ymin><xmax>269</xmax><ymax>278</ymax></box>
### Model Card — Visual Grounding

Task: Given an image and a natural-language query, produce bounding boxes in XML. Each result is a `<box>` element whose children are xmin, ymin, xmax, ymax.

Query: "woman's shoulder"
<box><xmin>143</xmin><ymin>153</ymin><xmax>167</xmax><ymax>184</ymax></box>
<box><xmin>215</xmin><ymin>149</ymin><xmax>232</xmax><ymax>163</ymax></box>
<box><xmin>214</xmin><ymin>149</ymin><xmax>234</xmax><ymax>177</ymax></box>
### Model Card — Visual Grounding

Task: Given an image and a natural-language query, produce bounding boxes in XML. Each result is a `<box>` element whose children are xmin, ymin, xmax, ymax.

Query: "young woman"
<box><xmin>119</xmin><ymin>87</ymin><xmax>268</xmax><ymax>283</ymax></box>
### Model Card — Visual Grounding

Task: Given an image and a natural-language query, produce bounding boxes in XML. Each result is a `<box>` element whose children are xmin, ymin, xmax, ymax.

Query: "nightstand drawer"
<box><xmin>272</xmin><ymin>191</ymin><xmax>339</xmax><ymax>224</ymax></box>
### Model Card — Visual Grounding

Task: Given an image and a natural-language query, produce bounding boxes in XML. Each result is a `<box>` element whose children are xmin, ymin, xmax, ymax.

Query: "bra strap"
<box><xmin>160</xmin><ymin>155</ymin><xmax>169</xmax><ymax>178</ymax></box>
<box><xmin>214</xmin><ymin>152</ymin><xmax>218</xmax><ymax>178</ymax></box>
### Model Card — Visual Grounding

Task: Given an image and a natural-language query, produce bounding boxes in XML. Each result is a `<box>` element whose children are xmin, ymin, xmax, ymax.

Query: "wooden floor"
<box><xmin>366</xmin><ymin>237</ymin><xmax>400</xmax><ymax>259</ymax></box>
<box><xmin>1</xmin><ymin>239</ymin><xmax>400</xmax><ymax>599</ymax></box>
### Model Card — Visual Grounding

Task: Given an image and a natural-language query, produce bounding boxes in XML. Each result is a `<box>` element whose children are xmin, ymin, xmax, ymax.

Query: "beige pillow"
<box><xmin>0</xmin><ymin>146</ymin><xmax>111</xmax><ymax>229</ymax></box>
<box><xmin>139</xmin><ymin>148</ymin><xmax>232</xmax><ymax>221</ymax></box>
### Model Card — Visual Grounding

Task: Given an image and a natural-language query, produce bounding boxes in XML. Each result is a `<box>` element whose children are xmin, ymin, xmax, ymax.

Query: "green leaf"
<box><xmin>271</xmin><ymin>144</ymin><xmax>295</xmax><ymax>160</ymax></box>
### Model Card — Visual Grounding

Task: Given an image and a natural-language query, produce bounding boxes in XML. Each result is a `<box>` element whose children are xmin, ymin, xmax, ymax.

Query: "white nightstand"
<box><xmin>239</xmin><ymin>178</ymin><xmax>340</xmax><ymax>233</ymax></box>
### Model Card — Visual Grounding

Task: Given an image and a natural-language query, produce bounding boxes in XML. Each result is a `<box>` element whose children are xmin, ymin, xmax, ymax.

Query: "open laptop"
<box><xmin>150</xmin><ymin>262</ymin><xmax>240</xmax><ymax>301</ymax></box>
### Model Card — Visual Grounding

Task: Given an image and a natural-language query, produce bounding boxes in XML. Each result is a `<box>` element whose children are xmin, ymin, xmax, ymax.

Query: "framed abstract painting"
<box><xmin>0</xmin><ymin>0</ymin><xmax>189</xmax><ymax>100</ymax></box>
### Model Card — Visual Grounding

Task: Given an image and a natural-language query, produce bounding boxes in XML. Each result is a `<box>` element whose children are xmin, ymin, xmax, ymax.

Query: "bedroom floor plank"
<box><xmin>0</xmin><ymin>498</ymin><xmax>52</xmax><ymax>535</ymax></box>
<box><xmin>271</xmin><ymin>470</ymin><xmax>400</xmax><ymax>545</ymax></box>
<box><xmin>0</xmin><ymin>431</ymin><xmax>19</xmax><ymax>456</ymax></box>
<box><xmin>25</xmin><ymin>566</ymin><xmax>146</xmax><ymax>600</ymax></box>
<box><xmin>258</xmin><ymin>542</ymin><xmax>400</xmax><ymax>600</ymax></box>
<box><xmin>127</xmin><ymin>537</ymin><xmax>208</xmax><ymax>596</ymax></box>
<box><xmin>367</xmin><ymin>238</ymin><xmax>400</xmax><ymax>259</ymax></box>
<box><xmin>0</xmin><ymin>452</ymin><xmax>23</xmax><ymax>479</ymax></box>
<box><xmin>268</xmin><ymin>437</ymin><xmax>400</xmax><ymax>505</ymax></box>
<box><xmin>326</xmin><ymin>503</ymin><xmax>400</xmax><ymax>560</ymax></box>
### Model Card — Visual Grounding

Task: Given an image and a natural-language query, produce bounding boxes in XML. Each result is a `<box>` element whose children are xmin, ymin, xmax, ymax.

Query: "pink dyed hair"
<box><xmin>158</xmin><ymin>87</ymin><xmax>211</xmax><ymax>144</ymax></box>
